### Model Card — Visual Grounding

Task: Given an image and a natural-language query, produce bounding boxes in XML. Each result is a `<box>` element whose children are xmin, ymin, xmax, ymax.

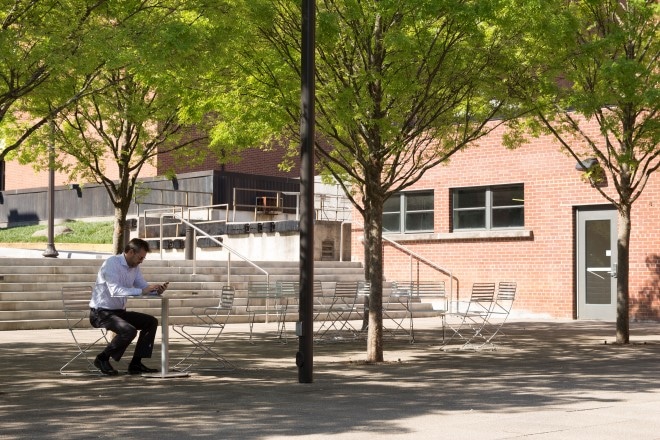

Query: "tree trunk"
<box><xmin>112</xmin><ymin>201</ymin><xmax>131</xmax><ymax>255</ymax></box>
<box><xmin>615</xmin><ymin>203</ymin><xmax>631</xmax><ymax>344</ymax></box>
<box><xmin>363</xmin><ymin>199</ymin><xmax>384</xmax><ymax>363</ymax></box>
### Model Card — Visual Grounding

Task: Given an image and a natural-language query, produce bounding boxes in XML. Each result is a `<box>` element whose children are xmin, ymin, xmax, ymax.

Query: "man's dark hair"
<box><xmin>124</xmin><ymin>238</ymin><xmax>150</xmax><ymax>254</ymax></box>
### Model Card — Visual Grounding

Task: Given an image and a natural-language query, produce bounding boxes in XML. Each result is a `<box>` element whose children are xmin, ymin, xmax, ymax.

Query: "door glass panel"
<box><xmin>585</xmin><ymin>219</ymin><xmax>611</xmax><ymax>305</ymax></box>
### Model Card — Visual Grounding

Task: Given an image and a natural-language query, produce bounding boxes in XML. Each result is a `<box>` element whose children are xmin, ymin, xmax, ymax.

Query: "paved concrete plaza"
<box><xmin>1</xmin><ymin>318</ymin><xmax>659</xmax><ymax>439</ymax></box>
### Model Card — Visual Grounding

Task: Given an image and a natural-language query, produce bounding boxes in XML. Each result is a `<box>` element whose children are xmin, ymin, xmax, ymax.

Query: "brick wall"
<box><xmin>158</xmin><ymin>144</ymin><xmax>300</xmax><ymax>179</ymax></box>
<box><xmin>352</xmin><ymin>122</ymin><xmax>660</xmax><ymax>321</ymax></box>
<box><xmin>2</xmin><ymin>155</ymin><xmax>157</xmax><ymax>191</ymax></box>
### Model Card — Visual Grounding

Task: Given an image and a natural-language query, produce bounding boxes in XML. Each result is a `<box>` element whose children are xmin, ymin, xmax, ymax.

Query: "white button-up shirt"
<box><xmin>89</xmin><ymin>254</ymin><xmax>149</xmax><ymax>310</ymax></box>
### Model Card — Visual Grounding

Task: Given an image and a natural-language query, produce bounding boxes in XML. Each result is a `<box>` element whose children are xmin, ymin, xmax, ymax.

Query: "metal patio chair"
<box><xmin>172</xmin><ymin>285</ymin><xmax>236</xmax><ymax>372</ymax></box>
<box><xmin>315</xmin><ymin>281</ymin><xmax>361</xmax><ymax>340</ymax></box>
<box><xmin>381</xmin><ymin>281</ymin><xmax>413</xmax><ymax>339</ymax></box>
<box><xmin>441</xmin><ymin>282</ymin><xmax>496</xmax><ymax>350</ymax></box>
<box><xmin>275</xmin><ymin>280</ymin><xmax>299</xmax><ymax>343</ymax></box>
<box><xmin>479</xmin><ymin>281</ymin><xmax>517</xmax><ymax>348</ymax></box>
<box><xmin>60</xmin><ymin>285</ymin><xmax>110</xmax><ymax>375</ymax></box>
<box><xmin>246</xmin><ymin>280</ymin><xmax>276</xmax><ymax>341</ymax></box>
<box><xmin>312</xmin><ymin>279</ymin><xmax>329</xmax><ymax>316</ymax></box>
<box><xmin>390</xmin><ymin>281</ymin><xmax>447</xmax><ymax>343</ymax></box>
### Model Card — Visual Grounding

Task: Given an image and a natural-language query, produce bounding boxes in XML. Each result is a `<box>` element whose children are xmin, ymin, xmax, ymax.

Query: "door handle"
<box><xmin>610</xmin><ymin>263</ymin><xmax>617</xmax><ymax>278</ymax></box>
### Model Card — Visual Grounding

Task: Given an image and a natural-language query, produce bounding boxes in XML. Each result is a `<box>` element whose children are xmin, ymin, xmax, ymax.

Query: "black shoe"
<box><xmin>94</xmin><ymin>356</ymin><xmax>119</xmax><ymax>376</ymax></box>
<box><xmin>128</xmin><ymin>362</ymin><xmax>158</xmax><ymax>374</ymax></box>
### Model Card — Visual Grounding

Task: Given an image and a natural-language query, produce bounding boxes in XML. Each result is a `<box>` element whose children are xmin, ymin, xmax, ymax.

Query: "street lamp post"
<box><xmin>297</xmin><ymin>0</ymin><xmax>315</xmax><ymax>383</ymax></box>
<box><xmin>43</xmin><ymin>119</ymin><xmax>58</xmax><ymax>258</ymax></box>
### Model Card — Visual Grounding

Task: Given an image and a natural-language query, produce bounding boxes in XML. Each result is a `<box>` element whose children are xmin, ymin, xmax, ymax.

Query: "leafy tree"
<box><xmin>0</xmin><ymin>0</ymin><xmax>109</xmax><ymax>159</ymax></box>
<box><xmin>508</xmin><ymin>0</ymin><xmax>659</xmax><ymax>343</ymax></box>
<box><xmin>216</xmin><ymin>0</ymin><xmax>522</xmax><ymax>361</ymax></box>
<box><xmin>16</xmin><ymin>0</ymin><xmax>232</xmax><ymax>252</ymax></box>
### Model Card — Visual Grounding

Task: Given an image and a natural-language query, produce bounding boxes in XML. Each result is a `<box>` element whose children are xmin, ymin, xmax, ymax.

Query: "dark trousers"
<box><xmin>90</xmin><ymin>309</ymin><xmax>158</xmax><ymax>362</ymax></box>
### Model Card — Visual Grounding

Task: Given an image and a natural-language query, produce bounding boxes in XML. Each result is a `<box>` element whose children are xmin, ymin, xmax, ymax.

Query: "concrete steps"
<box><xmin>0</xmin><ymin>257</ymin><xmax>368</xmax><ymax>330</ymax></box>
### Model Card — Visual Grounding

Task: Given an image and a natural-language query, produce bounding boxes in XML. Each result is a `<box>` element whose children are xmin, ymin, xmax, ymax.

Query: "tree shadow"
<box><xmin>0</xmin><ymin>321</ymin><xmax>659</xmax><ymax>439</ymax></box>
<box><xmin>634</xmin><ymin>254</ymin><xmax>660</xmax><ymax>320</ymax></box>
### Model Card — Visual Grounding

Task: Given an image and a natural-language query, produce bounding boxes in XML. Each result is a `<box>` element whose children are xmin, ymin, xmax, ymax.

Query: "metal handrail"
<box><xmin>231</xmin><ymin>186</ymin><xmax>351</xmax><ymax>222</ymax></box>
<box><xmin>315</xmin><ymin>193</ymin><xmax>352</xmax><ymax>221</ymax></box>
<box><xmin>167</xmin><ymin>213</ymin><xmax>269</xmax><ymax>286</ymax></box>
<box><xmin>381</xmin><ymin>234</ymin><xmax>459</xmax><ymax>310</ymax></box>
<box><xmin>134</xmin><ymin>187</ymin><xmax>213</xmax><ymax>214</ymax></box>
<box><xmin>352</xmin><ymin>220</ymin><xmax>460</xmax><ymax>311</ymax></box>
<box><xmin>232</xmin><ymin>188</ymin><xmax>299</xmax><ymax>221</ymax></box>
<box><xmin>186</xmin><ymin>204</ymin><xmax>229</xmax><ymax>223</ymax></box>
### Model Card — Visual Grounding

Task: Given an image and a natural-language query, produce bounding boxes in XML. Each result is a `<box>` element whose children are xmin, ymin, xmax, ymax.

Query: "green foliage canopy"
<box><xmin>0</xmin><ymin>0</ymin><xmax>112</xmax><ymax>159</ymax></box>
<box><xmin>212</xmin><ymin>0</ymin><xmax>529</xmax><ymax>361</ymax></box>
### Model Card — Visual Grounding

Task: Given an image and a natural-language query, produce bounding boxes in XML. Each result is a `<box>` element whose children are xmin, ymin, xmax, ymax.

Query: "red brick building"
<box><xmin>2</xmin><ymin>122</ymin><xmax>658</xmax><ymax>321</ymax></box>
<box><xmin>350</xmin><ymin>122</ymin><xmax>660</xmax><ymax>321</ymax></box>
<box><xmin>0</xmin><ymin>144</ymin><xmax>297</xmax><ymax>192</ymax></box>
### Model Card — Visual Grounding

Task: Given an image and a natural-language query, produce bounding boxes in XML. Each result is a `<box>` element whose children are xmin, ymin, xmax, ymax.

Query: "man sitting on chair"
<box><xmin>89</xmin><ymin>238</ymin><xmax>167</xmax><ymax>375</ymax></box>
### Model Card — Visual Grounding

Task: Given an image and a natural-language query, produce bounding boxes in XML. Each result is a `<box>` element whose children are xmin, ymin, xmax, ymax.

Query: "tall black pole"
<box><xmin>297</xmin><ymin>0</ymin><xmax>315</xmax><ymax>383</ymax></box>
<box><xmin>43</xmin><ymin>119</ymin><xmax>58</xmax><ymax>258</ymax></box>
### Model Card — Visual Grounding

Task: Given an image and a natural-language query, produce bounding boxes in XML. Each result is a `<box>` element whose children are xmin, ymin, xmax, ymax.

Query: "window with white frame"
<box><xmin>452</xmin><ymin>184</ymin><xmax>524</xmax><ymax>230</ymax></box>
<box><xmin>383</xmin><ymin>190</ymin><xmax>434</xmax><ymax>233</ymax></box>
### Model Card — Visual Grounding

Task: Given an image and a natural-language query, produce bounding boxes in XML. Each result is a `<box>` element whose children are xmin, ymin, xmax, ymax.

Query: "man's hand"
<box><xmin>142</xmin><ymin>282</ymin><xmax>168</xmax><ymax>296</ymax></box>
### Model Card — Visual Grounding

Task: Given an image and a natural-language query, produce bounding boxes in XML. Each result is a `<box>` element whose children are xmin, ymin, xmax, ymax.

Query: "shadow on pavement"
<box><xmin>0</xmin><ymin>320</ymin><xmax>658</xmax><ymax>439</ymax></box>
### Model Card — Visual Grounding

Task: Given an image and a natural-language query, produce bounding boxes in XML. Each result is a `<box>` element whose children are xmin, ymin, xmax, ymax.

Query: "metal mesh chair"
<box><xmin>246</xmin><ymin>280</ymin><xmax>281</xmax><ymax>342</ymax></box>
<box><xmin>275</xmin><ymin>280</ymin><xmax>299</xmax><ymax>343</ymax></box>
<box><xmin>389</xmin><ymin>281</ymin><xmax>447</xmax><ymax>342</ymax></box>
<box><xmin>60</xmin><ymin>285</ymin><xmax>109</xmax><ymax>375</ymax></box>
<box><xmin>172</xmin><ymin>286</ymin><xmax>236</xmax><ymax>372</ymax></box>
<box><xmin>379</xmin><ymin>281</ymin><xmax>410</xmax><ymax>339</ymax></box>
<box><xmin>442</xmin><ymin>282</ymin><xmax>496</xmax><ymax>350</ymax></box>
<box><xmin>315</xmin><ymin>281</ymin><xmax>361</xmax><ymax>340</ymax></box>
<box><xmin>479</xmin><ymin>281</ymin><xmax>517</xmax><ymax>347</ymax></box>
<box><xmin>313</xmin><ymin>279</ymin><xmax>334</xmax><ymax>323</ymax></box>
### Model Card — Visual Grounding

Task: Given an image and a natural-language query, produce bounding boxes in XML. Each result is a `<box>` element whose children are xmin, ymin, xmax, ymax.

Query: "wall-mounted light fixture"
<box><xmin>575</xmin><ymin>158</ymin><xmax>599</xmax><ymax>171</ymax></box>
<box><xmin>69</xmin><ymin>183</ymin><xmax>82</xmax><ymax>198</ymax></box>
<box><xmin>575</xmin><ymin>157</ymin><xmax>607</xmax><ymax>187</ymax></box>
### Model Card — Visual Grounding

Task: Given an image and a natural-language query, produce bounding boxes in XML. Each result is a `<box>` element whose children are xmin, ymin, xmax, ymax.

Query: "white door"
<box><xmin>576</xmin><ymin>208</ymin><xmax>617</xmax><ymax>320</ymax></box>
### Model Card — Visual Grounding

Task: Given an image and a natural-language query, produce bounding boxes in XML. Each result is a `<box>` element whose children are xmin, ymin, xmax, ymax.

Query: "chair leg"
<box><xmin>60</xmin><ymin>329</ymin><xmax>109</xmax><ymax>376</ymax></box>
<box><xmin>172</xmin><ymin>325</ymin><xmax>236</xmax><ymax>372</ymax></box>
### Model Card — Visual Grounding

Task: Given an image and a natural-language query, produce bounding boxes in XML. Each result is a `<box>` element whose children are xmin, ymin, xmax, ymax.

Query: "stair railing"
<box><xmin>163</xmin><ymin>213</ymin><xmax>269</xmax><ymax>287</ymax></box>
<box><xmin>352</xmin><ymin>220</ymin><xmax>460</xmax><ymax>312</ymax></box>
<box><xmin>381</xmin><ymin>235</ymin><xmax>459</xmax><ymax>311</ymax></box>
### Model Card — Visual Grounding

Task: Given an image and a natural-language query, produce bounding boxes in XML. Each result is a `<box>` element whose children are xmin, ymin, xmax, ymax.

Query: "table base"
<box><xmin>143</xmin><ymin>371</ymin><xmax>189</xmax><ymax>379</ymax></box>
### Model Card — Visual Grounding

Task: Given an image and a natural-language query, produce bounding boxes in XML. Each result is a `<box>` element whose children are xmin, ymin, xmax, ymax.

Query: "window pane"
<box><xmin>455</xmin><ymin>188</ymin><xmax>485</xmax><ymax>209</ymax></box>
<box><xmin>405</xmin><ymin>212</ymin><xmax>434</xmax><ymax>232</ymax></box>
<box><xmin>493</xmin><ymin>185</ymin><xmax>524</xmax><ymax>207</ymax></box>
<box><xmin>454</xmin><ymin>210</ymin><xmax>485</xmax><ymax>229</ymax></box>
<box><xmin>383</xmin><ymin>213</ymin><xmax>401</xmax><ymax>232</ymax></box>
<box><xmin>492</xmin><ymin>207</ymin><xmax>524</xmax><ymax>228</ymax></box>
<box><xmin>406</xmin><ymin>192</ymin><xmax>434</xmax><ymax>211</ymax></box>
<box><xmin>383</xmin><ymin>195</ymin><xmax>401</xmax><ymax>213</ymax></box>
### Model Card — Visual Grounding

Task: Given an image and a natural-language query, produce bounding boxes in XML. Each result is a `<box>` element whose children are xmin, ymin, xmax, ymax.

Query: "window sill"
<box><xmin>384</xmin><ymin>229</ymin><xmax>533</xmax><ymax>241</ymax></box>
